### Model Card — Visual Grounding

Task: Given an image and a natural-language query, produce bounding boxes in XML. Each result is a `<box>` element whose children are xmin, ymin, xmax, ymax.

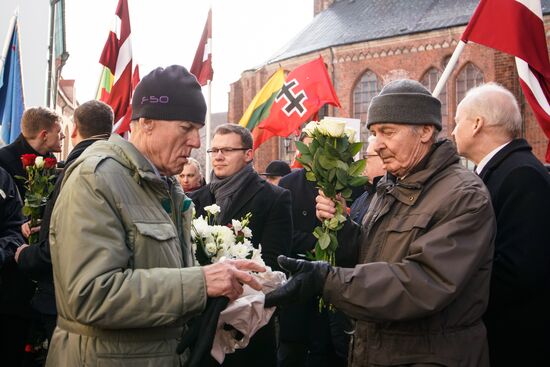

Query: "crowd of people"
<box><xmin>0</xmin><ymin>65</ymin><xmax>548</xmax><ymax>367</ymax></box>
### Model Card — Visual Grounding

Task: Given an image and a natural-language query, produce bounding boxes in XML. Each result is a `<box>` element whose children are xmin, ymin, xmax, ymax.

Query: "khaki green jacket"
<box><xmin>324</xmin><ymin>141</ymin><xmax>496</xmax><ymax>367</ymax></box>
<box><xmin>46</xmin><ymin>135</ymin><xmax>206</xmax><ymax>367</ymax></box>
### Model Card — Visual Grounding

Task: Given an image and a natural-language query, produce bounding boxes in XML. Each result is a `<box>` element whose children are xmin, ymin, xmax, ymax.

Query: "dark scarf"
<box><xmin>209</xmin><ymin>163</ymin><xmax>255</xmax><ymax>223</ymax></box>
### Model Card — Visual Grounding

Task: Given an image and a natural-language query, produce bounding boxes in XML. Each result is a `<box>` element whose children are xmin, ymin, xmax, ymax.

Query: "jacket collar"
<box><xmin>13</xmin><ymin>133</ymin><xmax>53</xmax><ymax>158</ymax></box>
<box><xmin>378</xmin><ymin>140</ymin><xmax>460</xmax><ymax>206</ymax></box>
<box><xmin>478</xmin><ymin>138</ymin><xmax>531</xmax><ymax>180</ymax></box>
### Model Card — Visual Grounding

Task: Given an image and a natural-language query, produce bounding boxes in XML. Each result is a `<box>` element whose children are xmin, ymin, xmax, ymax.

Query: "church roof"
<box><xmin>267</xmin><ymin>0</ymin><xmax>550</xmax><ymax>64</ymax></box>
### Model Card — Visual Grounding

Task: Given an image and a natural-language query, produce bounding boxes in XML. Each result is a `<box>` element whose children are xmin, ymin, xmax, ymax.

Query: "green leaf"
<box><xmin>324</xmin><ymin>142</ymin><xmax>340</xmax><ymax>157</ymax></box>
<box><xmin>22</xmin><ymin>206</ymin><xmax>31</xmax><ymax>216</ymax></box>
<box><xmin>295</xmin><ymin>141</ymin><xmax>310</xmax><ymax>156</ymax></box>
<box><xmin>349</xmin><ymin>142</ymin><xmax>363</xmax><ymax>157</ymax></box>
<box><xmin>329</xmin><ymin>233</ymin><xmax>339</xmax><ymax>251</ymax></box>
<box><xmin>318</xmin><ymin>155</ymin><xmax>337</xmax><ymax>170</ymax></box>
<box><xmin>341</xmin><ymin>188</ymin><xmax>352</xmax><ymax>199</ymax></box>
<box><xmin>348</xmin><ymin>159</ymin><xmax>366</xmax><ymax>177</ymax></box>
<box><xmin>336</xmin><ymin>160</ymin><xmax>349</xmax><ymax>171</ymax></box>
<box><xmin>349</xmin><ymin>176</ymin><xmax>370</xmax><ymax>187</ymax></box>
<box><xmin>336</xmin><ymin>138</ymin><xmax>350</xmax><ymax>153</ymax></box>
<box><xmin>336</xmin><ymin>168</ymin><xmax>348</xmax><ymax>185</ymax></box>
<box><xmin>318</xmin><ymin>232</ymin><xmax>331</xmax><ymax>250</ymax></box>
<box><xmin>305</xmin><ymin>171</ymin><xmax>316</xmax><ymax>182</ymax></box>
<box><xmin>327</xmin><ymin>168</ymin><xmax>336</xmax><ymax>183</ymax></box>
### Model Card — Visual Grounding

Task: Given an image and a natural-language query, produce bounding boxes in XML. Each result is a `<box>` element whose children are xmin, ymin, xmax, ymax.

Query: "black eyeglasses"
<box><xmin>206</xmin><ymin>147</ymin><xmax>250</xmax><ymax>155</ymax></box>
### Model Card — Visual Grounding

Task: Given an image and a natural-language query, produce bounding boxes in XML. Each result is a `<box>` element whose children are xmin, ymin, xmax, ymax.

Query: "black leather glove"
<box><xmin>264</xmin><ymin>255</ymin><xmax>331</xmax><ymax>308</ymax></box>
<box><xmin>177</xmin><ymin>296</ymin><xmax>229</xmax><ymax>366</ymax></box>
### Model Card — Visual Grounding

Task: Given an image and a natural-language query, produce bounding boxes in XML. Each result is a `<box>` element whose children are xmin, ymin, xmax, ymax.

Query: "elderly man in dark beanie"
<box><xmin>45</xmin><ymin>65</ymin><xmax>265</xmax><ymax>367</ymax></box>
<box><xmin>266</xmin><ymin>79</ymin><xmax>496</xmax><ymax>367</ymax></box>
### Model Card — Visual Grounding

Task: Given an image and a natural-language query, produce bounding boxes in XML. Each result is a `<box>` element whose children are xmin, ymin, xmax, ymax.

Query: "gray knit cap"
<box><xmin>367</xmin><ymin>79</ymin><xmax>442</xmax><ymax>130</ymax></box>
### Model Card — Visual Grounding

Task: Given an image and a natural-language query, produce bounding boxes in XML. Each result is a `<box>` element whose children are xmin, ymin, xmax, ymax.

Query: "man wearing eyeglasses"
<box><xmin>189</xmin><ymin>123</ymin><xmax>292</xmax><ymax>367</ymax></box>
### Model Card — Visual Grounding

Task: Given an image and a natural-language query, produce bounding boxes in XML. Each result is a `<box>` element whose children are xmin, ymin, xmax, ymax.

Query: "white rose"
<box><xmin>345</xmin><ymin>128</ymin><xmax>356</xmax><ymax>143</ymax></box>
<box><xmin>319</xmin><ymin>119</ymin><xmax>346</xmax><ymax>138</ymax></box>
<box><xmin>302</xmin><ymin>121</ymin><xmax>319</xmax><ymax>137</ymax></box>
<box><xmin>35</xmin><ymin>156</ymin><xmax>44</xmax><ymax>168</ymax></box>
<box><xmin>204</xmin><ymin>204</ymin><xmax>221</xmax><ymax>215</ymax></box>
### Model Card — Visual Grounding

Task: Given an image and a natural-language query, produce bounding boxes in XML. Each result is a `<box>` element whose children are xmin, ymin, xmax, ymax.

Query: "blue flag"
<box><xmin>0</xmin><ymin>18</ymin><xmax>25</xmax><ymax>144</ymax></box>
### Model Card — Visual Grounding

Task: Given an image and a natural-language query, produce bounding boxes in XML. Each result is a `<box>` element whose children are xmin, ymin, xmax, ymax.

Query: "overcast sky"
<box><xmin>62</xmin><ymin>0</ymin><xmax>314</xmax><ymax>113</ymax></box>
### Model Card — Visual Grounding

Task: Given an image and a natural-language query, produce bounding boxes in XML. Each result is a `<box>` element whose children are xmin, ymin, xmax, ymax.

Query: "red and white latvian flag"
<box><xmin>97</xmin><ymin>0</ymin><xmax>136</xmax><ymax>135</ymax></box>
<box><xmin>190</xmin><ymin>8</ymin><xmax>213</xmax><ymax>86</ymax></box>
<box><xmin>461</xmin><ymin>0</ymin><xmax>550</xmax><ymax>162</ymax></box>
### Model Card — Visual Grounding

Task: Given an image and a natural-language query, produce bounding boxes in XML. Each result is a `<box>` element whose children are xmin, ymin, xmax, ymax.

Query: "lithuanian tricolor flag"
<box><xmin>239</xmin><ymin>68</ymin><xmax>285</xmax><ymax>132</ymax></box>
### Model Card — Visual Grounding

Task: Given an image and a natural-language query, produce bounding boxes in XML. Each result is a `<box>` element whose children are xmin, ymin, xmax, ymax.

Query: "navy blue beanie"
<box><xmin>131</xmin><ymin>65</ymin><xmax>206</xmax><ymax>125</ymax></box>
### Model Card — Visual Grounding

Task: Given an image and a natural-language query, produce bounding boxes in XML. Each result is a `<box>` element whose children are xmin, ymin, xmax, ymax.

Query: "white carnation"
<box><xmin>229</xmin><ymin>243</ymin><xmax>251</xmax><ymax>259</ymax></box>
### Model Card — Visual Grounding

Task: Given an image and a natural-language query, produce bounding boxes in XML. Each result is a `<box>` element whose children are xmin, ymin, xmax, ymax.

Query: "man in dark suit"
<box><xmin>0</xmin><ymin>107</ymin><xmax>63</xmax><ymax>366</ymax></box>
<box><xmin>189</xmin><ymin>123</ymin><xmax>292</xmax><ymax>367</ymax></box>
<box><xmin>0</xmin><ymin>166</ymin><xmax>27</xmax><ymax>366</ymax></box>
<box><xmin>453</xmin><ymin>82</ymin><xmax>550</xmax><ymax>366</ymax></box>
<box><xmin>14</xmin><ymin>101</ymin><xmax>113</xmax><ymax>363</ymax></box>
<box><xmin>277</xmin><ymin>133</ymin><xmax>352</xmax><ymax>367</ymax></box>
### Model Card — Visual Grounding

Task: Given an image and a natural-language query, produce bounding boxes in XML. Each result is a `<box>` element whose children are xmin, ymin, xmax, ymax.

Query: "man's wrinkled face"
<box><xmin>44</xmin><ymin>121</ymin><xmax>64</xmax><ymax>153</ymax></box>
<box><xmin>369</xmin><ymin>123</ymin><xmax>425</xmax><ymax>177</ymax></box>
<box><xmin>210</xmin><ymin>133</ymin><xmax>252</xmax><ymax>178</ymax></box>
<box><xmin>146</xmin><ymin>120</ymin><xmax>201</xmax><ymax>176</ymax></box>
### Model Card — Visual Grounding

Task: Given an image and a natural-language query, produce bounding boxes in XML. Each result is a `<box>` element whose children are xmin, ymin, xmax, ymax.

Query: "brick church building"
<box><xmin>228</xmin><ymin>0</ymin><xmax>550</xmax><ymax>172</ymax></box>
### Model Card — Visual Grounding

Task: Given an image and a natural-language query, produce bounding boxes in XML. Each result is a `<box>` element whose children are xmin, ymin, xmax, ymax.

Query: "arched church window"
<box><xmin>421</xmin><ymin>67</ymin><xmax>449</xmax><ymax>136</ymax></box>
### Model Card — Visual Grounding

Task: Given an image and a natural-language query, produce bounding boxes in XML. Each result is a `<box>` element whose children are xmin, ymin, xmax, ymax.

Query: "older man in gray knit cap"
<box><xmin>266</xmin><ymin>79</ymin><xmax>496</xmax><ymax>366</ymax></box>
<box><xmin>46</xmin><ymin>66</ymin><xmax>265</xmax><ymax>367</ymax></box>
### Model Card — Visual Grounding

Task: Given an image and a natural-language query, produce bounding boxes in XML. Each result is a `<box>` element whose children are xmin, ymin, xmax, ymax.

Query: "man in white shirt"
<box><xmin>453</xmin><ymin>82</ymin><xmax>550</xmax><ymax>366</ymax></box>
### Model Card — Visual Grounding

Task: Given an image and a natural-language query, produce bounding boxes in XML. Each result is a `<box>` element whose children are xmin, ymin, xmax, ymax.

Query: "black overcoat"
<box><xmin>479</xmin><ymin>139</ymin><xmax>550</xmax><ymax>365</ymax></box>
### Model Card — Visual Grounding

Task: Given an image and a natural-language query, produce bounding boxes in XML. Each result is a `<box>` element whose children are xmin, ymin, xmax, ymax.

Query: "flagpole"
<box><xmin>204</xmin><ymin>2</ymin><xmax>213</xmax><ymax>183</ymax></box>
<box><xmin>432</xmin><ymin>40</ymin><xmax>466</xmax><ymax>98</ymax></box>
<box><xmin>205</xmin><ymin>79</ymin><xmax>212</xmax><ymax>183</ymax></box>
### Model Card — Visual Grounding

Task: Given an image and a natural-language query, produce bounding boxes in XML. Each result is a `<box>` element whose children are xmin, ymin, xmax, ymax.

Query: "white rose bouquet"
<box><xmin>296</xmin><ymin>118</ymin><xmax>369</xmax><ymax>265</ymax></box>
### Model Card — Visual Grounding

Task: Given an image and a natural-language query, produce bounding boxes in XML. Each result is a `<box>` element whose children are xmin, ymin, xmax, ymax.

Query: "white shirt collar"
<box><xmin>475</xmin><ymin>141</ymin><xmax>512</xmax><ymax>174</ymax></box>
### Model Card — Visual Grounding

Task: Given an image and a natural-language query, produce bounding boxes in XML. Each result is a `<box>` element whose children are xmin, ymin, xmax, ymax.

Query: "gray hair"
<box><xmin>409</xmin><ymin>125</ymin><xmax>439</xmax><ymax>143</ymax></box>
<box><xmin>459</xmin><ymin>82</ymin><xmax>522</xmax><ymax>138</ymax></box>
<box><xmin>184</xmin><ymin>157</ymin><xmax>202</xmax><ymax>177</ymax></box>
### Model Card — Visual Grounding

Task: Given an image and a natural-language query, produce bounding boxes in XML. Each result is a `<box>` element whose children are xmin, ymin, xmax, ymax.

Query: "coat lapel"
<box><xmin>479</xmin><ymin>139</ymin><xmax>531</xmax><ymax>182</ymax></box>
